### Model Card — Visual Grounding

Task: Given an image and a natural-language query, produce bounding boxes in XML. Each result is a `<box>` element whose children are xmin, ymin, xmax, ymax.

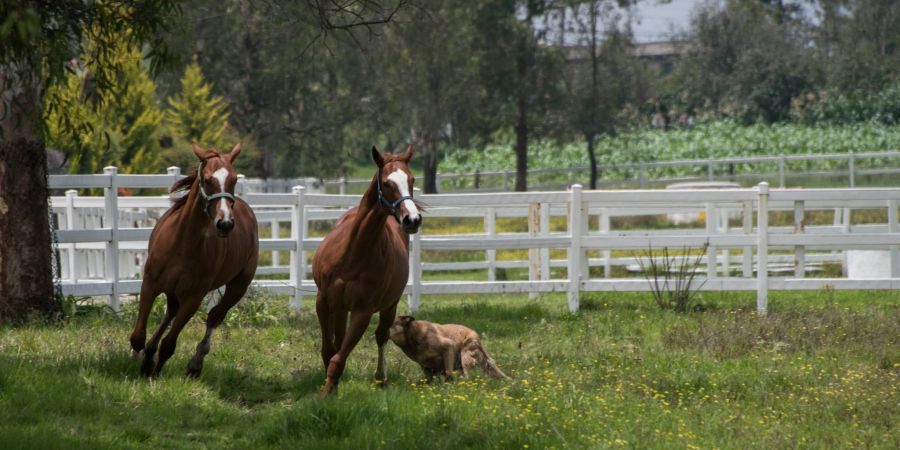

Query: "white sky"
<box><xmin>630</xmin><ymin>0</ymin><xmax>705</xmax><ymax>42</ymax></box>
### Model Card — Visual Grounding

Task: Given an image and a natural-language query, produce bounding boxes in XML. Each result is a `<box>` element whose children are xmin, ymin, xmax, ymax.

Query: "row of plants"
<box><xmin>439</xmin><ymin>121</ymin><xmax>900</xmax><ymax>189</ymax></box>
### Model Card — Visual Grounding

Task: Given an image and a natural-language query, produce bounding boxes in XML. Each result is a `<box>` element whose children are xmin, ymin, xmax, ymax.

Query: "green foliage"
<box><xmin>162</xmin><ymin>58</ymin><xmax>235</xmax><ymax>169</ymax></box>
<box><xmin>0</xmin><ymin>292</ymin><xmax>897</xmax><ymax>448</ymax></box>
<box><xmin>165</xmin><ymin>58</ymin><xmax>231</xmax><ymax>146</ymax></box>
<box><xmin>440</xmin><ymin>121</ymin><xmax>900</xmax><ymax>177</ymax></box>
<box><xmin>45</xmin><ymin>43</ymin><xmax>164</xmax><ymax>174</ymax></box>
<box><xmin>791</xmin><ymin>85</ymin><xmax>900</xmax><ymax>125</ymax></box>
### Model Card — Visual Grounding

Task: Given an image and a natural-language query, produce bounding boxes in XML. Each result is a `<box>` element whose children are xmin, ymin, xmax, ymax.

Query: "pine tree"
<box><xmin>165</xmin><ymin>59</ymin><xmax>231</xmax><ymax>148</ymax></box>
<box><xmin>45</xmin><ymin>43</ymin><xmax>164</xmax><ymax>175</ymax></box>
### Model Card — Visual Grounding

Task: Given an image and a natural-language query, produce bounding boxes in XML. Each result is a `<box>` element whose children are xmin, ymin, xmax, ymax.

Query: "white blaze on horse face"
<box><xmin>212</xmin><ymin>167</ymin><xmax>232</xmax><ymax>221</ymax></box>
<box><xmin>387</xmin><ymin>169</ymin><xmax>419</xmax><ymax>220</ymax></box>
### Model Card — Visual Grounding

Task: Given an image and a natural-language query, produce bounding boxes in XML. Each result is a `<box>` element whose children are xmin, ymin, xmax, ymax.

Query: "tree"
<box><xmin>370</xmin><ymin>0</ymin><xmax>484</xmax><ymax>193</ymax></box>
<box><xmin>163</xmin><ymin>58</ymin><xmax>234</xmax><ymax>169</ymax></box>
<box><xmin>46</xmin><ymin>42</ymin><xmax>165</xmax><ymax>175</ymax></box>
<box><xmin>817</xmin><ymin>0</ymin><xmax>900</xmax><ymax>92</ymax></box>
<box><xmin>669</xmin><ymin>0</ymin><xmax>816</xmax><ymax>122</ymax></box>
<box><xmin>473</xmin><ymin>0</ymin><xmax>566</xmax><ymax>191</ymax></box>
<box><xmin>0</xmin><ymin>0</ymin><xmax>401</xmax><ymax>321</ymax></box>
<box><xmin>164</xmin><ymin>0</ymin><xmax>409</xmax><ymax>179</ymax></box>
<box><xmin>565</xmin><ymin>1</ymin><xmax>649</xmax><ymax>189</ymax></box>
<box><xmin>0</xmin><ymin>1</ymin><xmax>179</xmax><ymax>322</ymax></box>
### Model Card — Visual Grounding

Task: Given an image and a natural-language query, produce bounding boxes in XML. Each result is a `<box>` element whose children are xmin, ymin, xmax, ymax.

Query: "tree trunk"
<box><xmin>423</xmin><ymin>133</ymin><xmax>439</xmax><ymax>194</ymax></box>
<box><xmin>0</xmin><ymin>68</ymin><xmax>59</xmax><ymax>322</ymax></box>
<box><xmin>514</xmin><ymin>94</ymin><xmax>528</xmax><ymax>192</ymax></box>
<box><xmin>587</xmin><ymin>133</ymin><xmax>597</xmax><ymax>190</ymax></box>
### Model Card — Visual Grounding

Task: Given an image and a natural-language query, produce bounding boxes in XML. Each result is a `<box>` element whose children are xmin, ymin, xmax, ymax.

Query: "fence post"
<box><xmin>540</xmin><ymin>202</ymin><xmax>550</xmax><ymax>282</ymax></box>
<box><xmin>103</xmin><ymin>166</ymin><xmax>120</xmax><ymax>312</ymax></box>
<box><xmin>794</xmin><ymin>200</ymin><xmax>806</xmax><ymax>278</ymax></box>
<box><xmin>756</xmin><ymin>182</ymin><xmax>769</xmax><ymax>315</ymax></box>
<box><xmin>639</xmin><ymin>163</ymin><xmax>646</xmax><ymax>189</ymax></box>
<box><xmin>889</xmin><ymin>199</ymin><xmax>899</xmax><ymax>278</ymax></box>
<box><xmin>435</xmin><ymin>173</ymin><xmax>442</xmax><ymax>194</ymax></box>
<box><xmin>409</xmin><ymin>187</ymin><xmax>422</xmax><ymax>312</ymax></box>
<box><xmin>271</xmin><ymin>220</ymin><xmax>280</xmax><ymax>269</ymax></box>
<box><xmin>841</xmin><ymin>206</ymin><xmax>851</xmax><ymax>276</ymax></box>
<box><xmin>528</xmin><ymin>203</ymin><xmax>540</xmax><ymax>300</ymax></box>
<box><xmin>236</xmin><ymin>174</ymin><xmax>245</xmax><ymax>195</ymax></box>
<box><xmin>486</xmin><ymin>208</ymin><xmax>497</xmax><ymax>281</ymax></box>
<box><xmin>599</xmin><ymin>208</ymin><xmax>611</xmax><ymax>278</ymax></box>
<box><xmin>707</xmin><ymin>158</ymin><xmax>714</xmax><ymax>181</ymax></box>
<box><xmin>778</xmin><ymin>157</ymin><xmax>785</xmax><ymax>188</ymax></box>
<box><xmin>568</xmin><ymin>184</ymin><xmax>583</xmax><ymax>312</ymax></box>
<box><xmin>167</xmin><ymin>166</ymin><xmax>181</xmax><ymax>184</ymax></box>
<box><xmin>339</xmin><ymin>177</ymin><xmax>346</xmax><ymax>195</ymax></box>
<box><xmin>290</xmin><ymin>186</ymin><xmax>306</xmax><ymax>313</ymax></box>
<box><xmin>848</xmin><ymin>151</ymin><xmax>855</xmax><ymax>188</ymax></box>
<box><xmin>65</xmin><ymin>190</ymin><xmax>78</xmax><ymax>281</ymax></box>
<box><xmin>706</xmin><ymin>203</ymin><xmax>718</xmax><ymax>278</ymax></box>
<box><xmin>742</xmin><ymin>200</ymin><xmax>753</xmax><ymax>277</ymax></box>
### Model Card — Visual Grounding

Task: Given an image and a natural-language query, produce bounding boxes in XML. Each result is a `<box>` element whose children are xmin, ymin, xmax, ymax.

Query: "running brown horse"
<box><xmin>129</xmin><ymin>143</ymin><xmax>259</xmax><ymax>377</ymax></box>
<box><xmin>313</xmin><ymin>145</ymin><xmax>422</xmax><ymax>396</ymax></box>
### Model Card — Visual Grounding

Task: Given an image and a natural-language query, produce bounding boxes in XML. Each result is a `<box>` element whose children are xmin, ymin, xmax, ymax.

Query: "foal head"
<box><xmin>192</xmin><ymin>142</ymin><xmax>241</xmax><ymax>237</ymax></box>
<box><xmin>372</xmin><ymin>144</ymin><xmax>421</xmax><ymax>234</ymax></box>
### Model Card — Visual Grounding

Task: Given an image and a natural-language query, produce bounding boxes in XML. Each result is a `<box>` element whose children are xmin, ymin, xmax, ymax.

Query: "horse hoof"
<box><xmin>375</xmin><ymin>379</ymin><xmax>389</xmax><ymax>389</ymax></box>
<box><xmin>186</xmin><ymin>364</ymin><xmax>202</xmax><ymax>378</ymax></box>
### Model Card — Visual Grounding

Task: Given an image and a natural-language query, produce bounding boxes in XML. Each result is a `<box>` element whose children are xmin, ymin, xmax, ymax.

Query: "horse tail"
<box><xmin>476</xmin><ymin>341</ymin><xmax>510</xmax><ymax>380</ymax></box>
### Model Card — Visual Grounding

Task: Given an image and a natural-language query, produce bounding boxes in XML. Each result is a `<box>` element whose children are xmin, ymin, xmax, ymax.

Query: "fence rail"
<box><xmin>284</xmin><ymin>150</ymin><xmax>900</xmax><ymax>194</ymax></box>
<box><xmin>50</xmin><ymin>167</ymin><xmax>900</xmax><ymax>315</ymax></box>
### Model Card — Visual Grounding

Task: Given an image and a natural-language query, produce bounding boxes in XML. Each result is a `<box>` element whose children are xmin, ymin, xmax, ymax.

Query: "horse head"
<box><xmin>372</xmin><ymin>144</ymin><xmax>422</xmax><ymax>234</ymax></box>
<box><xmin>192</xmin><ymin>142</ymin><xmax>241</xmax><ymax>238</ymax></box>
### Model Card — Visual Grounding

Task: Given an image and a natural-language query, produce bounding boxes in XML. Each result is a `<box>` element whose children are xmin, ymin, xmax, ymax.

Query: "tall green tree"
<box><xmin>565</xmin><ymin>1</ymin><xmax>649</xmax><ymax>189</ymax></box>
<box><xmin>0</xmin><ymin>0</ymin><xmax>179</xmax><ymax>321</ymax></box>
<box><xmin>473</xmin><ymin>0</ymin><xmax>567</xmax><ymax>191</ymax></box>
<box><xmin>163</xmin><ymin>58</ymin><xmax>233</xmax><ymax>169</ymax></box>
<box><xmin>670</xmin><ymin>0</ymin><xmax>816</xmax><ymax>122</ymax></box>
<box><xmin>370</xmin><ymin>0</ymin><xmax>484</xmax><ymax>193</ymax></box>
<box><xmin>46</xmin><ymin>43</ymin><xmax>165</xmax><ymax>175</ymax></box>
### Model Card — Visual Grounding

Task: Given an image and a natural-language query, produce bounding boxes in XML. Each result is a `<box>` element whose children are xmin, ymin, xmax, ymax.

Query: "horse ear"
<box><xmin>192</xmin><ymin>142</ymin><xmax>206</xmax><ymax>160</ymax></box>
<box><xmin>228</xmin><ymin>143</ymin><xmax>241</xmax><ymax>162</ymax></box>
<box><xmin>371</xmin><ymin>145</ymin><xmax>385</xmax><ymax>168</ymax></box>
<box><xmin>400</xmin><ymin>144</ymin><xmax>413</xmax><ymax>162</ymax></box>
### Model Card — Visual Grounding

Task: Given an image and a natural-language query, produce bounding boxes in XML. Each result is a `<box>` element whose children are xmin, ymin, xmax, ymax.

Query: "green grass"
<box><xmin>1</xmin><ymin>291</ymin><xmax>897</xmax><ymax>449</ymax></box>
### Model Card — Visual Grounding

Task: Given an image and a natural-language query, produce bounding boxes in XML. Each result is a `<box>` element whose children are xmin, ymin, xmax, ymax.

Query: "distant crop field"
<box><xmin>1</xmin><ymin>290</ymin><xmax>897</xmax><ymax>449</ymax></box>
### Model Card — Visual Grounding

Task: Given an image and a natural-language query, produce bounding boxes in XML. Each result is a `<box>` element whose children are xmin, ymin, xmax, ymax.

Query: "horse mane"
<box><xmin>168</xmin><ymin>150</ymin><xmax>224</xmax><ymax>212</ymax></box>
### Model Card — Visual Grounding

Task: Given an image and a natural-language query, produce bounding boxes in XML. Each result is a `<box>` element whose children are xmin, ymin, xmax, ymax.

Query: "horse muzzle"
<box><xmin>216</xmin><ymin>218</ymin><xmax>234</xmax><ymax>237</ymax></box>
<box><xmin>402</xmin><ymin>215</ymin><xmax>421</xmax><ymax>234</ymax></box>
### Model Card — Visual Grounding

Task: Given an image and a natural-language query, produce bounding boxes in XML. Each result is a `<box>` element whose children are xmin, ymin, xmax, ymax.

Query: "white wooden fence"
<box><xmin>50</xmin><ymin>167</ymin><xmax>900</xmax><ymax>315</ymax></box>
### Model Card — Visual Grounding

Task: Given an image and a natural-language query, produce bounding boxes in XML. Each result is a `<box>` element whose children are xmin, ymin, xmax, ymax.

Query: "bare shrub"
<box><xmin>636</xmin><ymin>244</ymin><xmax>708</xmax><ymax>313</ymax></box>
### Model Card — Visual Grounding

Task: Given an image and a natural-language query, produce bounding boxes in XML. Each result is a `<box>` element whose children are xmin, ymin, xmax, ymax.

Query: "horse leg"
<box><xmin>322</xmin><ymin>309</ymin><xmax>373</xmax><ymax>396</ymax></box>
<box><xmin>129</xmin><ymin>282</ymin><xmax>159</xmax><ymax>354</ymax></box>
<box><xmin>333</xmin><ymin>311</ymin><xmax>348</xmax><ymax>358</ymax></box>
<box><xmin>373</xmin><ymin>303</ymin><xmax>398</xmax><ymax>384</ymax></box>
<box><xmin>315</xmin><ymin>295</ymin><xmax>337</xmax><ymax>371</ymax></box>
<box><xmin>186</xmin><ymin>280</ymin><xmax>249</xmax><ymax>378</ymax></box>
<box><xmin>140</xmin><ymin>293</ymin><xmax>179</xmax><ymax>376</ymax></box>
<box><xmin>151</xmin><ymin>297</ymin><xmax>202</xmax><ymax>377</ymax></box>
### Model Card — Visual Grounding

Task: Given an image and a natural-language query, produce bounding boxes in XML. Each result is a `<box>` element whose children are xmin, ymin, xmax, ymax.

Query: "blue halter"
<box><xmin>197</xmin><ymin>164</ymin><xmax>236</xmax><ymax>220</ymax></box>
<box><xmin>376</xmin><ymin>168</ymin><xmax>413</xmax><ymax>215</ymax></box>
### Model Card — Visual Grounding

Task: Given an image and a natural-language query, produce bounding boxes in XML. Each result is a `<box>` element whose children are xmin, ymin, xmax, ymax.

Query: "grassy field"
<box><xmin>0</xmin><ymin>290</ymin><xmax>897</xmax><ymax>449</ymax></box>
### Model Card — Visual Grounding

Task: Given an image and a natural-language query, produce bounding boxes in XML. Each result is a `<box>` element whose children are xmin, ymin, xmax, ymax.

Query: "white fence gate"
<box><xmin>50</xmin><ymin>167</ymin><xmax>900</xmax><ymax>315</ymax></box>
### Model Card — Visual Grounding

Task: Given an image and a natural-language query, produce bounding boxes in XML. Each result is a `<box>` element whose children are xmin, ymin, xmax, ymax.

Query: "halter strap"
<box><xmin>376</xmin><ymin>168</ymin><xmax>413</xmax><ymax>215</ymax></box>
<box><xmin>197</xmin><ymin>163</ymin><xmax>236</xmax><ymax>220</ymax></box>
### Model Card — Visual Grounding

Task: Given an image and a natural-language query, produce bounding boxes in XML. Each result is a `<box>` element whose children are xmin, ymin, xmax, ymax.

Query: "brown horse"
<box><xmin>129</xmin><ymin>143</ymin><xmax>259</xmax><ymax>377</ymax></box>
<box><xmin>313</xmin><ymin>145</ymin><xmax>422</xmax><ymax>395</ymax></box>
